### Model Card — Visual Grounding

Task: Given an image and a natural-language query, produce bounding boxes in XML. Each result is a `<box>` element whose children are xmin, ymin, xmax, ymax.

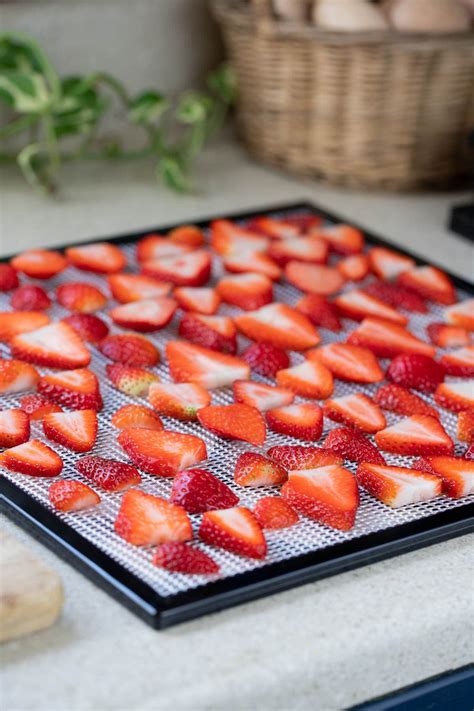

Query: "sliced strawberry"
<box><xmin>0</xmin><ymin>439</ymin><xmax>63</xmax><ymax>477</ymax></box>
<box><xmin>153</xmin><ymin>543</ymin><xmax>219</xmax><ymax>574</ymax></box>
<box><xmin>106</xmin><ymin>364</ymin><xmax>160</xmax><ymax>396</ymax></box>
<box><xmin>76</xmin><ymin>455</ymin><xmax>141</xmax><ymax>492</ymax></box>
<box><xmin>0</xmin><ymin>409</ymin><xmax>30</xmax><ymax>448</ymax></box>
<box><xmin>324</xmin><ymin>393</ymin><xmax>386</xmax><ymax>433</ymax></box>
<box><xmin>66</xmin><ymin>242</ymin><xmax>126</xmax><ymax>274</ymax></box>
<box><xmin>254</xmin><ymin>497</ymin><xmax>299</xmax><ymax>529</ymax></box>
<box><xmin>337</xmin><ymin>254</ymin><xmax>369</xmax><ymax>282</ymax></box>
<box><xmin>235</xmin><ymin>303</ymin><xmax>320</xmax><ymax>351</ymax></box>
<box><xmin>48</xmin><ymin>480</ymin><xmax>100</xmax><ymax>512</ymax></box>
<box><xmin>240</xmin><ymin>342</ymin><xmax>290</xmax><ymax>378</ymax></box>
<box><xmin>444</xmin><ymin>299</ymin><xmax>474</xmax><ymax>331</ymax></box>
<box><xmin>168</xmin><ymin>225</ymin><xmax>205</xmax><ymax>249</ymax></box>
<box><xmin>0</xmin><ymin>264</ymin><xmax>19</xmax><ymax>292</ymax></box>
<box><xmin>397</xmin><ymin>266</ymin><xmax>456</xmax><ymax>305</ymax></box>
<box><xmin>216</xmin><ymin>273</ymin><xmax>273</xmax><ymax>311</ymax></box>
<box><xmin>427</xmin><ymin>323</ymin><xmax>471</xmax><ymax>348</ymax></box>
<box><xmin>413</xmin><ymin>456</ymin><xmax>474</xmax><ymax>498</ymax></box>
<box><xmin>269</xmin><ymin>237</ymin><xmax>328</xmax><ymax>265</ymax></box>
<box><xmin>281</xmin><ymin>464</ymin><xmax>359</xmax><ymax>530</ymax></box>
<box><xmin>63</xmin><ymin>313</ymin><xmax>109</xmax><ymax>344</ymax></box>
<box><xmin>199</xmin><ymin>507</ymin><xmax>267</xmax><ymax>559</ymax></box>
<box><xmin>234</xmin><ymin>452</ymin><xmax>287</xmax><ymax>487</ymax></box>
<box><xmin>334</xmin><ymin>289</ymin><xmax>408</xmax><ymax>325</ymax></box>
<box><xmin>356</xmin><ymin>462</ymin><xmax>441</xmax><ymax>507</ymax></box>
<box><xmin>247</xmin><ymin>216</ymin><xmax>302</xmax><ymax>240</ymax></box>
<box><xmin>109</xmin><ymin>297</ymin><xmax>177</xmax><ymax>332</ymax></box>
<box><xmin>276</xmin><ymin>359</ymin><xmax>333</xmax><ymax>399</ymax></box>
<box><xmin>108</xmin><ymin>273</ymin><xmax>171</xmax><ymax>303</ymax></box>
<box><xmin>285</xmin><ymin>261</ymin><xmax>345</xmax><ymax>296</ymax></box>
<box><xmin>347</xmin><ymin>317</ymin><xmax>436</xmax><ymax>358</ymax></box>
<box><xmin>99</xmin><ymin>333</ymin><xmax>160</xmax><ymax>367</ymax></box>
<box><xmin>178</xmin><ymin>313</ymin><xmax>237</xmax><ymax>354</ymax></box>
<box><xmin>457</xmin><ymin>410</ymin><xmax>474</xmax><ymax>442</ymax></box>
<box><xmin>368</xmin><ymin>246</ymin><xmax>415</xmax><ymax>281</ymax></box>
<box><xmin>114</xmin><ymin>489</ymin><xmax>192</xmax><ymax>546</ymax></box>
<box><xmin>174</xmin><ymin>287</ymin><xmax>220</xmax><ymax>315</ymax></box>
<box><xmin>39</xmin><ymin>368</ymin><xmax>103</xmax><ymax>410</ymax></box>
<box><xmin>198</xmin><ymin>403</ymin><xmax>266</xmax><ymax>446</ymax></box>
<box><xmin>19</xmin><ymin>393</ymin><xmax>62</xmax><ymax>420</ymax></box>
<box><xmin>267</xmin><ymin>445</ymin><xmax>342</xmax><ymax>470</ymax></box>
<box><xmin>374</xmin><ymin>383</ymin><xmax>439</xmax><ymax>419</ymax></box>
<box><xmin>56</xmin><ymin>282</ymin><xmax>107</xmax><ymax>313</ymax></box>
<box><xmin>386</xmin><ymin>353</ymin><xmax>445</xmax><ymax>394</ymax></box>
<box><xmin>210</xmin><ymin>219</ymin><xmax>268</xmax><ymax>256</ymax></box>
<box><xmin>11</xmin><ymin>249</ymin><xmax>67</xmax><ymax>279</ymax></box>
<box><xmin>435</xmin><ymin>380</ymin><xmax>474</xmax><ymax>413</ymax></box>
<box><xmin>323</xmin><ymin>427</ymin><xmax>385</xmax><ymax>464</ymax></box>
<box><xmin>283</xmin><ymin>214</ymin><xmax>323</xmax><ymax>233</ymax></box>
<box><xmin>148</xmin><ymin>382</ymin><xmax>211</xmax><ymax>420</ymax></box>
<box><xmin>170</xmin><ymin>468</ymin><xmax>239</xmax><ymax>513</ymax></box>
<box><xmin>295</xmin><ymin>294</ymin><xmax>342</xmax><ymax>332</ymax></box>
<box><xmin>233</xmin><ymin>380</ymin><xmax>294</xmax><ymax>412</ymax></box>
<box><xmin>440</xmin><ymin>346</ymin><xmax>474</xmax><ymax>377</ymax></box>
<box><xmin>10</xmin><ymin>321</ymin><xmax>91</xmax><ymax>369</ymax></box>
<box><xmin>166</xmin><ymin>340</ymin><xmax>249</xmax><ymax>388</ymax></box>
<box><xmin>111</xmin><ymin>404</ymin><xmax>163</xmax><ymax>431</ymax></box>
<box><xmin>464</xmin><ymin>443</ymin><xmax>474</xmax><ymax>460</ymax></box>
<box><xmin>0</xmin><ymin>311</ymin><xmax>49</xmax><ymax>341</ymax></box>
<box><xmin>375</xmin><ymin>415</ymin><xmax>454</xmax><ymax>456</ymax></box>
<box><xmin>307</xmin><ymin>343</ymin><xmax>383</xmax><ymax>384</ymax></box>
<box><xmin>223</xmin><ymin>252</ymin><xmax>282</xmax><ymax>281</ymax></box>
<box><xmin>42</xmin><ymin>409</ymin><xmax>98</xmax><ymax>453</ymax></box>
<box><xmin>363</xmin><ymin>280</ymin><xmax>427</xmax><ymax>313</ymax></box>
<box><xmin>11</xmin><ymin>285</ymin><xmax>51</xmax><ymax>311</ymax></box>
<box><xmin>118</xmin><ymin>428</ymin><xmax>207</xmax><ymax>477</ymax></box>
<box><xmin>136</xmin><ymin>234</ymin><xmax>192</xmax><ymax>262</ymax></box>
<box><xmin>315</xmin><ymin>224</ymin><xmax>364</xmax><ymax>255</ymax></box>
<box><xmin>142</xmin><ymin>250</ymin><xmax>211</xmax><ymax>287</ymax></box>
<box><xmin>0</xmin><ymin>359</ymin><xmax>39</xmax><ymax>394</ymax></box>
<box><xmin>266</xmin><ymin>403</ymin><xmax>323</xmax><ymax>442</ymax></box>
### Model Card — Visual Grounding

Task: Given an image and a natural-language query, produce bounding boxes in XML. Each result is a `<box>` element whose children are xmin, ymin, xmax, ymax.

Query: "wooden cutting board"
<box><xmin>0</xmin><ymin>529</ymin><xmax>63</xmax><ymax>642</ymax></box>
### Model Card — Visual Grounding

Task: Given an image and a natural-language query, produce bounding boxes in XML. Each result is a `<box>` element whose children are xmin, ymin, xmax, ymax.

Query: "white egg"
<box><xmin>313</xmin><ymin>0</ymin><xmax>389</xmax><ymax>31</ymax></box>
<box><xmin>273</xmin><ymin>0</ymin><xmax>312</xmax><ymax>21</ymax></box>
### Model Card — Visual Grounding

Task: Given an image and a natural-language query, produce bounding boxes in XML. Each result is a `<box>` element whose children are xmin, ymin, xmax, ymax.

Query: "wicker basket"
<box><xmin>211</xmin><ymin>0</ymin><xmax>474</xmax><ymax>190</ymax></box>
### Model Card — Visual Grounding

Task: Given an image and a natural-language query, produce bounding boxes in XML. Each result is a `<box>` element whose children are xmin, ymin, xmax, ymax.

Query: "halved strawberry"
<box><xmin>174</xmin><ymin>287</ymin><xmax>220</xmax><ymax>315</ymax></box>
<box><xmin>307</xmin><ymin>343</ymin><xmax>383</xmax><ymax>383</ymax></box>
<box><xmin>337</xmin><ymin>254</ymin><xmax>370</xmax><ymax>282</ymax></box>
<box><xmin>375</xmin><ymin>415</ymin><xmax>454</xmax><ymax>456</ymax></box>
<box><xmin>295</xmin><ymin>294</ymin><xmax>342</xmax><ymax>332</ymax></box>
<box><xmin>444</xmin><ymin>299</ymin><xmax>474</xmax><ymax>331</ymax></box>
<box><xmin>283</xmin><ymin>213</ymin><xmax>323</xmax><ymax>233</ymax></box>
<box><xmin>386</xmin><ymin>353</ymin><xmax>445</xmax><ymax>393</ymax></box>
<box><xmin>363</xmin><ymin>280</ymin><xmax>427</xmax><ymax>313</ymax></box>
<box><xmin>198</xmin><ymin>404</ymin><xmax>266</xmax><ymax>446</ymax></box>
<box><xmin>440</xmin><ymin>346</ymin><xmax>474</xmax><ymax>377</ymax></box>
<box><xmin>48</xmin><ymin>480</ymin><xmax>100</xmax><ymax>512</ymax></box>
<box><xmin>427</xmin><ymin>323</ymin><xmax>471</xmax><ymax>349</ymax></box>
<box><xmin>247</xmin><ymin>216</ymin><xmax>301</xmax><ymax>240</ymax></box>
<box><xmin>199</xmin><ymin>507</ymin><xmax>267</xmax><ymax>559</ymax></box>
<box><xmin>323</xmin><ymin>393</ymin><xmax>386</xmax><ymax>433</ymax></box>
<box><xmin>267</xmin><ymin>445</ymin><xmax>342</xmax><ymax>470</ymax></box>
<box><xmin>118</xmin><ymin>428</ymin><xmax>207</xmax><ymax>477</ymax></box>
<box><xmin>347</xmin><ymin>318</ymin><xmax>436</xmax><ymax>358</ymax></box>
<box><xmin>334</xmin><ymin>289</ymin><xmax>408</xmax><ymax>325</ymax></box>
<box><xmin>0</xmin><ymin>359</ymin><xmax>39</xmax><ymax>394</ymax></box>
<box><xmin>63</xmin><ymin>313</ymin><xmax>109</xmax><ymax>344</ymax></box>
<box><xmin>323</xmin><ymin>427</ymin><xmax>385</xmax><ymax>464</ymax></box>
<box><xmin>234</xmin><ymin>452</ymin><xmax>287</xmax><ymax>487</ymax></box>
<box><xmin>178</xmin><ymin>313</ymin><xmax>237</xmax><ymax>354</ymax></box>
<box><xmin>285</xmin><ymin>261</ymin><xmax>345</xmax><ymax>296</ymax></box>
<box><xmin>457</xmin><ymin>410</ymin><xmax>474</xmax><ymax>442</ymax></box>
<box><xmin>254</xmin><ymin>496</ymin><xmax>299</xmax><ymax>529</ymax></box>
<box><xmin>397</xmin><ymin>266</ymin><xmax>456</xmax><ymax>305</ymax></box>
<box><xmin>109</xmin><ymin>297</ymin><xmax>177</xmax><ymax>332</ymax></box>
<box><xmin>368</xmin><ymin>246</ymin><xmax>415</xmax><ymax>281</ymax></box>
<box><xmin>39</xmin><ymin>368</ymin><xmax>103</xmax><ymax>410</ymax></box>
<box><xmin>76</xmin><ymin>455</ymin><xmax>141</xmax><ymax>491</ymax></box>
<box><xmin>0</xmin><ymin>311</ymin><xmax>49</xmax><ymax>341</ymax></box>
<box><xmin>413</xmin><ymin>456</ymin><xmax>474</xmax><ymax>498</ymax></box>
<box><xmin>108</xmin><ymin>273</ymin><xmax>171</xmax><ymax>303</ymax></box>
<box><xmin>142</xmin><ymin>250</ymin><xmax>211</xmax><ymax>287</ymax></box>
<box><xmin>314</xmin><ymin>224</ymin><xmax>364</xmax><ymax>255</ymax></box>
<box><xmin>166</xmin><ymin>340</ymin><xmax>250</xmax><ymax>388</ymax></box>
<box><xmin>99</xmin><ymin>333</ymin><xmax>160</xmax><ymax>367</ymax></box>
<box><xmin>435</xmin><ymin>380</ymin><xmax>474</xmax><ymax>413</ymax></box>
<box><xmin>11</xmin><ymin>285</ymin><xmax>51</xmax><ymax>311</ymax></box>
<box><xmin>66</xmin><ymin>242</ymin><xmax>126</xmax><ymax>274</ymax></box>
<box><xmin>111</xmin><ymin>404</ymin><xmax>163</xmax><ymax>431</ymax></box>
<box><xmin>374</xmin><ymin>383</ymin><xmax>439</xmax><ymax>419</ymax></box>
<box><xmin>19</xmin><ymin>394</ymin><xmax>62</xmax><ymax>420</ymax></box>
<box><xmin>148</xmin><ymin>382</ymin><xmax>211</xmax><ymax>420</ymax></box>
<box><xmin>210</xmin><ymin>219</ymin><xmax>268</xmax><ymax>256</ymax></box>
<box><xmin>266</xmin><ymin>403</ymin><xmax>323</xmax><ymax>442</ymax></box>
<box><xmin>0</xmin><ymin>439</ymin><xmax>63</xmax><ymax>477</ymax></box>
<box><xmin>281</xmin><ymin>464</ymin><xmax>359</xmax><ymax>530</ymax></box>
<box><xmin>153</xmin><ymin>543</ymin><xmax>219</xmax><ymax>575</ymax></box>
<box><xmin>136</xmin><ymin>234</ymin><xmax>192</xmax><ymax>262</ymax></box>
<box><xmin>216</xmin><ymin>273</ymin><xmax>273</xmax><ymax>311</ymax></box>
<box><xmin>10</xmin><ymin>321</ymin><xmax>91</xmax><ymax>369</ymax></box>
<box><xmin>106</xmin><ymin>364</ymin><xmax>160</xmax><ymax>396</ymax></box>
<box><xmin>170</xmin><ymin>468</ymin><xmax>239</xmax><ymax>513</ymax></box>
<box><xmin>168</xmin><ymin>225</ymin><xmax>205</xmax><ymax>248</ymax></box>
<box><xmin>356</xmin><ymin>462</ymin><xmax>441</xmax><ymax>507</ymax></box>
<box><xmin>0</xmin><ymin>264</ymin><xmax>19</xmax><ymax>292</ymax></box>
<box><xmin>240</xmin><ymin>342</ymin><xmax>290</xmax><ymax>378</ymax></box>
<box><xmin>56</xmin><ymin>283</ymin><xmax>107</xmax><ymax>313</ymax></box>
<box><xmin>269</xmin><ymin>237</ymin><xmax>328</xmax><ymax>265</ymax></box>
<box><xmin>42</xmin><ymin>409</ymin><xmax>98</xmax><ymax>453</ymax></box>
<box><xmin>0</xmin><ymin>409</ymin><xmax>30</xmax><ymax>447</ymax></box>
<box><xmin>11</xmin><ymin>249</ymin><xmax>67</xmax><ymax>279</ymax></box>
<box><xmin>223</xmin><ymin>252</ymin><xmax>282</xmax><ymax>281</ymax></box>
<box><xmin>276</xmin><ymin>360</ymin><xmax>333</xmax><ymax>399</ymax></box>
<box><xmin>114</xmin><ymin>489</ymin><xmax>192</xmax><ymax>546</ymax></box>
<box><xmin>233</xmin><ymin>380</ymin><xmax>294</xmax><ymax>412</ymax></box>
<box><xmin>234</xmin><ymin>303</ymin><xmax>320</xmax><ymax>351</ymax></box>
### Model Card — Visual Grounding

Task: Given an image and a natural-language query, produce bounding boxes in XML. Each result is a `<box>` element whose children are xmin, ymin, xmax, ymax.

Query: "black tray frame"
<box><xmin>1</xmin><ymin>201</ymin><xmax>473</xmax><ymax>629</ymax></box>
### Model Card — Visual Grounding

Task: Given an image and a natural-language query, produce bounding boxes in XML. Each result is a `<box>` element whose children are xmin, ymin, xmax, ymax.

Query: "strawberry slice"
<box><xmin>10</xmin><ymin>321</ymin><xmax>91</xmax><ymax>369</ymax></box>
<box><xmin>210</xmin><ymin>219</ymin><xmax>268</xmax><ymax>256</ymax></box>
<box><xmin>76</xmin><ymin>455</ymin><xmax>141</xmax><ymax>492</ymax></box>
<box><xmin>444</xmin><ymin>299</ymin><xmax>474</xmax><ymax>331</ymax></box>
<box><xmin>216</xmin><ymin>273</ymin><xmax>273</xmax><ymax>311</ymax></box>
<box><xmin>136</xmin><ymin>234</ymin><xmax>192</xmax><ymax>262</ymax></box>
<box><xmin>458</xmin><ymin>410</ymin><xmax>474</xmax><ymax>442</ymax></box>
<box><xmin>106</xmin><ymin>364</ymin><xmax>160</xmax><ymax>396</ymax></box>
<box><xmin>168</xmin><ymin>225</ymin><xmax>205</xmax><ymax>248</ymax></box>
<box><xmin>234</xmin><ymin>303</ymin><xmax>320</xmax><ymax>351</ymax></box>
<box><xmin>174</xmin><ymin>287</ymin><xmax>220</xmax><ymax>315</ymax></box>
<box><xmin>323</xmin><ymin>427</ymin><xmax>385</xmax><ymax>464</ymax></box>
<box><xmin>324</xmin><ymin>393</ymin><xmax>386</xmax><ymax>433</ymax></box>
<box><xmin>240</xmin><ymin>342</ymin><xmax>290</xmax><ymax>378</ymax></box>
<box><xmin>11</xmin><ymin>285</ymin><xmax>51</xmax><ymax>311</ymax></box>
<box><xmin>0</xmin><ymin>409</ymin><xmax>30</xmax><ymax>447</ymax></box>
<box><xmin>464</xmin><ymin>443</ymin><xmax>474</xmax><ymax>460</ymax></box>
<box><xmin>356</xmin><ymin>462</ymin><xmax>441</xmax><ymax>507</ymax></box>
<box><xmin>148</xmin><ymin>382</ymin><xmax>211</xmax><ymax>420</ymax></box>
<box><xmin>337</xmin><ymin>254</ymin><xmax>369</xmax><ymax>282</ymax></box>
<box><xmin>114</xmin><ymin>489</ymin><xmax>192</xmax><ymax>546</ymax></box>
<box><xmin>108</xmin><ymin>273</ymin><xmax>171</xmax><ymax>303</ymax></box>
<box><xmin>435</xmin><ymin>380</ymin><xmax>474</xmax><ymax>412</ymax></box>
<box><xmin>99</xmin><ymin>333</ymin><xmax>160</xmax><ymax>367</ymax></box>
<box><xmin>66</xmin><ymin>242</ymin><xmax>126</xmax><ymax>274</ymax></box>
<box><xmin>397</xmin><ymin>266</ymin><xmax>456</xmax><ymax>305</ymax></box>
<box><xmin>282</xmin><ymin>214</ymin><xmax>323</xmax><ymax>233</ymax></box>
<box><xmin>19</xmin><ymin>393</ymin><xmax>62</xmax><ymax>420</ymax></box>
<box><xmin>0</xmin><ymin>311</ymin><xmax>50</xmax><ymax>341</ymax></box>
<box><xmin>0</xmin><ymin>359</ymin><xmax>39</xmax><ymax>394</ymax></box>
<box><xmin>315</xmin><ymin>224</ymin><xmax>364</xmax><ymax>255</ymax></box>
<box><xmin>198</xmin><ymin>404</ymin><xmax>266</xmax><ymax>446</ymax></box>
<box><xmin>368</xmin><ymin>246</ymin><xmax>415</xmax><ymax>280</ymax></box>
<box><xmin>56</xmin><ymin>283</ymin><xmax>107</xmax><ymax>313</ymax></box>
<box><xmin>141</xmin><ymin>250</ymin><xmax>211</xmax><ymax>287</ymax></box>
<box><xmin>347</xmin><ymin>317</ymin><xmax>436</xmax><ymax>358</ymax></box>
<box><xmin>11</xmin><ymin>249</ymin><xmax>67</xmax><ymax>279</ymax></box>
<box><xmin>266</xmin><ymin>403</ymin><xmax>323</xmax><ymax>442</ymax></box>
<box><xmin>166</xmin><ymin>340</ymin><xmax>249</xmax><ymax>388</ymax></box>
<box><xmin>233</xmin><ymin>380</ymin><xmax>294</xmax><ymax>412</ymax></box>
<box><xmin>295</xmin><ymin>294</ymin><xmax>342</xmax><ymax>332</ymax></box>
<box><xmin>307</xmin><ymin>343</ymin><xmax>383</xmax><ymax>383</ymax></box>
<box><xmin>269</xmin><ymin>237</ymin><xmax>328</xmax><ymax>265</ymax></box>
<box><xmin>267</xmin><ymin>445</ymin><xmax>342</xmax><ymax>470</ymax></box>
<box><xmin>48</xmin><ymin>480</ymin><xmax>100</xmax><ymax>512</ymax></box>
<box><xmin>375</xmin><ymin>415</ymin><xmax>454</xmax><ymax>456</ymax></box>
<box><xmin>0</xmin><ymin>264</ymin><xmax>19</xmax><ymax>292</ymax></box>
<box><xmin>109</xmin><ymin>297</ymin><xmax>177</xmax><ymax>332</ymax></box>
<box><xmin>199</xmin><ymin>507</ymin><xmax>267</xmax><ymax>559</ymax></box>
<box><xmin>178</xmin><ymin>313</ymin><xmax>237</xmax><ymax>354</ymax></box>
<box><xmin>281</xmin><ymin>464</ymin><xmax>359</xmax><ymax>530</ymax></box>
<box><xmin>276</xmin><ymin>360</ymin><xmax>333</xmax><ymax>399</ymax></box>
<box><xmin>42</xmin><ymin>409</ymin><xmax>98</xmax><ymax>453</ymax></box>
<box><xmin>440</xmin><ymin>346</ymin><xmax>474</xmax><ymax>377</ymax></box>
<box><xmin>247</xmin><ymin>216</ymin><xmax>302</xmax><ymax>240</ymax></box>
<box><xmin>39</xmin><ymin>368</ymin><xmax>103</xmax><ymax>410</ymax></box>
<box><xmin>413</xmin><ymin>456</ymin><xmax>474</xmax><ymax>499</ymax></box>
<box><xmin>111</xmin><ymin>404</ymin><xmax>163</xmax><ymax>431</ymax></box>
<box><xmin>0</xmin><ymin>439</ymin><xmax>63</xmax><ymax>477</ymax></box>
<box><xmin>374</xmin><ymin>383</ymin><xmax>439</xmax><ymax>419</ymax></box>
<box><xmin>363</xmin><ymin>280</ymin><xmax>427</xmax><ymax>313</ymax></box>
<box><xmin>335</xmin><ymin>289</ymin><xmax>408</xmax><ymax>325</ymax></box>
<box><xmin>223</xmin><ymin>252</ymin><xmax>282</xmax><ymax>280</ymax></box>
<box><xmin>153</xmin><ymin>543</ymin><xmax>219</xmax><ymax>575</ymax></box>
<box><xmin>285</xmin><ymin>261</ymin><xmax>345</xmax><ymax>296</ymax></box>
<box><xmin>386</xmin><ymin>353</ymin><xmax>445</xmax><ymax>393</ymax></box>
<box><xmin>254</xmin><ymin>497</ymin><xmax>299</xmax><ymax>529</ymax></box>
<box><xmin>170</xmin><ymin>468</ymin><xmax>239</xmax><ymax>513</ymax></box>
<box><xmin>118</xmin><ymin>428</ymin><xmax>207</xmax><ymax>477</ymax></box>
<box><xmin>63</xmin><ymin>313</ymin><xmax>109</xmax><ymax>344</ymax></box>
<box><xmin>427</xmin><ymin>323</ymin><xmax>471</xmax><ymax>348</ymax></box>
<box><xmin>234</xmin><ymin>452</ymin><xmax>287</xmax><ymax>487</ymax></box>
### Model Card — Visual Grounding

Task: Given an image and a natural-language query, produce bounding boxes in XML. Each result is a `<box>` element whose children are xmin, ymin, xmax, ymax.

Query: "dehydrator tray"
<box><xmin>1</xmin><ymin>201</ymin><xmax>473</xmax><ymax>629</ymax></box>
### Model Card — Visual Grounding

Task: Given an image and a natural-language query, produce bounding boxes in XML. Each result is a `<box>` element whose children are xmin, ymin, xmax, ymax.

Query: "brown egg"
<box><xmin>459</xmin><ymin>0</ymin><xmax>474</xmax><ymax>20</ymax></box>
<box><xmin>313</xmin><ymin>0</ymin><xmax>389</xmax><ymax>31</ymax></box>
<box><xmin>273</xmin><ymin>0</ymin><xmax>312</xmax><ymax>21</ymax></box>
<box><xmin>390</xmin><ymin>0</ymin><xmax>471</xmax><ymax>33</ymax></box>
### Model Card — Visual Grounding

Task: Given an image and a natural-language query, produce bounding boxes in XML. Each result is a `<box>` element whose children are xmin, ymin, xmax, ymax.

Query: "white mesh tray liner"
<box><xmin>1</xmin><ymin>209</ymin><xmax>473</xmax><ymax>599</ymax></box>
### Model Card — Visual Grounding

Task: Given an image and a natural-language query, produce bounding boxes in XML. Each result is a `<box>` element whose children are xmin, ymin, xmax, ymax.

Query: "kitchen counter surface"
<box><xmin>1</xmin><ymin>139</ymin><xmax>473</xmax><ymax>711</ymax></box>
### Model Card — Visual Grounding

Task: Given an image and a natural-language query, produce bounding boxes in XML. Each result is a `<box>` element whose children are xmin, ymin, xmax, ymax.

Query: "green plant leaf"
<box><xmin>0</xmin><ymin>33</ymin><xmax>61</xmax><ymax>99</ymax></box>
<box><xmin>129</xmin><ymin>91</ymin><xmax>168</xmax><ymax>125</ymax></box>
<box><xmin>176</xmin><ymin>92</ymin><xmax>213</xmax><ymax>125</ymax></box>
<box><xmin>157</xmin><ymin>156</ymin><xmax>190</xmax><ymax>192</ymax></box>
<box><xmin>207</xmin><ymin>64</ymin><xmax>236</xmax><ymax>105</ymax></box>
<box><xmin>0</xmin><ymin>69</ymin><xmax>50</xmax><ymax>113</ymax></box>
<box><xmin>17</xmin><ymin>144</ymin><xmax>56</xmax><ymax>193</ymax></box>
